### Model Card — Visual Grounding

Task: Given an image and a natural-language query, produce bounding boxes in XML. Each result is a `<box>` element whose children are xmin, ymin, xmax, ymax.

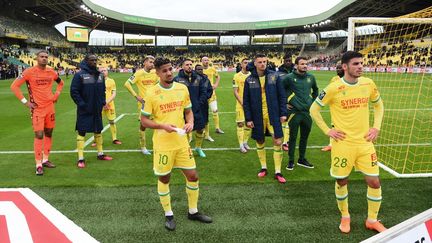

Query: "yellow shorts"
<box><xmin>153</xmin><ymin>147</ymin><xmax>196</xmax><ymax>176</ymax></box>
<box><xmin>208</xmin><ymin>90</ymin><xmax>217</xmax><ymax>103</ymax></box>
<box><xmin>235</xmin><ymin>105</ymin><xmax>245</xmax><ymax>123</ymax></box>
<box><xmin>263</xmin><ymin>115</ymin><xmax>274</xmax><ymax>135</ymax></box>
<box><xmin>102</xmin><ymin>108</ymin><xmax>116</xmax><ymax>121</ymax></box>
<box><xmin>330</xmin><ymin>142</ymin><xmax>379</xmax><ymax>179</ymax></box>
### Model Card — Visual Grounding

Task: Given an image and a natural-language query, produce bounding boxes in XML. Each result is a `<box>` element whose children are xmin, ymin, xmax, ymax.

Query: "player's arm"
<box><xmin>232</xmin><ymin>77</ymin><xmax>242</xmax><ymax>105</ymax></box>
<box><xmin>243</xmin><ymin>79</ymin><xmax>253</xmax><ymax>128</ymax></box>
<box><xmin>310</xmin><ymin>89</ymin><xmax>346</xmax><ymax>141</ymax></box>
<box><xmin>276</xmin><ymin>76</ymin><xmax>288</xmax><ymax>122</ymax></box>
<box><xmin>141</xmin><ymin>113</ymin><xmax>176</xmax><ymax>133</ymax></box>
<box><xmin>213</xmin><ymin>69</ymin><xmax>220</xmax><ymax>89</ymax></box>
<box><xmin>198</xmin><ymin>78</ymin><xmax>208</xmax><ymax>106</ymax></box>
<box><xmin>124</xmin><ymin>74</ymin><xmax>142</xmax><ymax>103</ymax></box>
<box><xmin>311</xmin><ymin>76</ymin><xmax>319</xmax><ymax>100</ymax></box>
<box><xmin>10</xmin><ymin>74</ymin><xmax>34</xmax><ymax>109</ymax></box>
<box><xmin>184</xmin><ymin>107</ymin><xmax>194</xmax><ymax>133</ymax></box>
<box><xmin>52</xmin><ymin>75</ymin><xmax>64</xmax><ymax>102</ymax></box>
<box><xmin>365</xmin><ymin>84</ymin><xmax>384</xmax><ymax>142</ymax></box>
<box><xmin>106</xmin><ymin>90</ymin><xmax>116</xmax><ymax>105</ymax></box>
<box><xmin>283</xmin><ymin>76</ymin><xmax>294</xmax><ymax>109</ymax></box>
<box><xmin>70</xmin><ymin>73</ymin><xmax>86</xmax><ymax>109</ymax></box>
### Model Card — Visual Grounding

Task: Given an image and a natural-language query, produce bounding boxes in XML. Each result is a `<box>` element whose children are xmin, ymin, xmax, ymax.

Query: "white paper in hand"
<box><xmin>174</xmin><ymin>128</ymin><xmax>186</xmax><ymax>136</ymax></box>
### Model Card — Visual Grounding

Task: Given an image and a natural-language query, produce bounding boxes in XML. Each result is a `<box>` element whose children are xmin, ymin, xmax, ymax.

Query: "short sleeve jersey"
<box><xmin>19</xmin><ymin>66</ymin><xmax>59</xmax><ymax>108</ymax></box>
<box><xmin>127</xmin><ymin>69</ymin><xmax>158</xmax><ymax>98</ymax></box>
<box><xmin>142</xmin><ymin>82</ymin><xmax>192</xmax><ymax>150</ymax></box>
<box><xmin>315</xmin><ymin>77</ymin><xmax>381</xmax><ymax>144</ymax></box>
<box><xmin>203</xmin><ymin>66</ymin><xmax>219</xmax><ymax>85</ymax></box>
<box><xmin>232</xmin><ymin>71</ymin><xmax>250</xmax><ymax>105</ymax></box>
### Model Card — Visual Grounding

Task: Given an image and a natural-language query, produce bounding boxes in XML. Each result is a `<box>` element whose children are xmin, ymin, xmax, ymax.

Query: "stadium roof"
<box><xmin>3</xmin><ymin>0</ymin><xmax>431</xmax><ymax>36</ymax></box>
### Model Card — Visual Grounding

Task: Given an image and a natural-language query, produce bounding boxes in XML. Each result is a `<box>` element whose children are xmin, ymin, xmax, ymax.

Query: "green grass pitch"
<box><xmin>0</xmin><ymin>70</ymin><xmax>430</xmax><ymax>242</ymax></box>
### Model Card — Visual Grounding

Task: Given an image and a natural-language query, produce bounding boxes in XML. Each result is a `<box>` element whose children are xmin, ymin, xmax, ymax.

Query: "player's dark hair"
<box><xmin>36</xmin><ymin>50</ymin><xmax>49</xmax><ymax>56</ymax></box>
<box><xmin>254</xmin><ymin>53</ymin><xmax>266</xmax><ymax>60</ymax></box>
<box><xmin>341</xmin><ymin>51</ymin><xmax>363</xmax><ymax>64</ymax></box>
<box><xmin>295</xmin><ymin>56</ymin><xmax>307</xmax><ymax>64</ymax></box>
<box><xmin>283</xmin><ymin>54</ymin><xmax>291</xmax><ymax>60</ymax></box>
<box><xmin>195</xmin><ymin>64</ymin><xmax>202</xmax><ymax>68</ymax></box>
<box><xmin>154</xmin><ymin>57</ymin><xmax>171</xmax><ymax>69</ymax></box>
<box><xmin>181</xmin><ymin>58</ymin><xmax>193</xmax><ymax>66</ymax></box>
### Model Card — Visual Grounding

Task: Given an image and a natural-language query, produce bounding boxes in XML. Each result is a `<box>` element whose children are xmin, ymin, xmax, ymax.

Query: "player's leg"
<box><xmin>236</xmin><ymin>106</ymin><xmax>248</xmax><ymax>153</ymax></box>
<box><xmin>210</xmin><ymin>96</ymin><xmax>223</xmax><ymax>134</ymax></box>
<box><xmin>95</xmin><ymin>132</ymin><xmax>112</xmax><ymax>161</ymax></box>
<box><xmin>138</xmin><ymin>103</ymin><xmax>150</xmax><ymax>154</ymax></box>
<box><xmin>42</xmin><ymin>105</ymin><xmax>56</xmax><ymax>168</ymax></box>
<box><xmin>107</xmin><ymin>108</ymin><xmax>121</xmax><ymax>144</ymax></box>
<box><xmin>182</xmin><ymin>168</ymin><xmax>212</xmax><ymax>224</ymax></box>
<box><xmin>76</xmin><ymin>130</ymin><xmax>86</xmax><ymax>168</ymax></box>
<box><xmin>32</xmin><ymin>109</ymin><xmax>44</xmax><ymax>175</ymax></box>
<box><xmin>194</xmin><ymin>129</ymin><xmax>206</xmax><ymax>158</ymax></box>
<box><xmin>357</xmin><ymin>145</ymin><xmax>386</xmax><ymax>233</ymax></box>
<box><xmin>272</xmin><ymin>132</ymin><xmax>285</xmax><ymax>183</ymax></box>
<box><xmin>331</xmin><ymin>142</ymin><xmax>354</xmax><ymax>233</ymax></box>
<box><xmin>154</xmin><ymin>149</ymin><xmax>175</xmax><ymax>230</ymax></box>
<box><xmin>297</xmin><ymin>114</ymin><xmax>314</xmax><ymax>168</ymax></box>
<box><xmin>287</xmin><ymin>114</ymin><xmax>300</xmax><ymax>170</ymax></box>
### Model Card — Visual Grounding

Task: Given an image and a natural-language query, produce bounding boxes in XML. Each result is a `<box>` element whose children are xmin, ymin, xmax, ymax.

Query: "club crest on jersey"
<box><xmin>128</xmin><ymin>75</ymin><xmax>135</xmax><ymax>81</ymax></box>
<box><xmin>307</xmin><ymin>77</ymin><xmax>311</xmax><ymax>83</ymax></box>
<box><xmin>318</xmin><ymin>90</ymin><xmax>326</xmax><ymax>100</ymax></box>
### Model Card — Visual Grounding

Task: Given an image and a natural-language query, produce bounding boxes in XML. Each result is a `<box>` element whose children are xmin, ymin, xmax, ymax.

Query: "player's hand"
<box><xmin>365</xmin><ymin>128</ymin><xmax>380</xmax><ymax>142</ymax></box>
<box><xmin>103</xmin><ymin>104</ymin><xmax>110</xmax><ymax>110</ymax></box>
<box><xmin>52</xmin><ymin>92</ymin><xmax>60</xmax><ymax>103</ymax></box>
<box><xmin>212</xmin><ymin>85</ymin><xmax>217</xmax><ymax>90</ymax></box>
<box><xmin>280</xmin><ymin>116</ymin><xmax>287</xmax><ymax>123</ymax></box>
<box><xmin>183</xmin><ymin>122</ymin><xmax>194</xmax><ymax>133</ymax></box>
<box><xmin>246</xmin><ymin>121</ymin><xmax>254</xmax><ymax>128</ymax></box>
<box><xmin>161</xmin><ymin>124</ymin><xmax>177</xmax><ymax>133</ymax></box>
<box><xmin>287</xmin><ymin>104</ymin><xmax>293</xmax><ymax>110</ymax></box>
<box><xmin>25</xmin><ymin>101</ymin><xmax>36</xmax><ymax>109</ymax></box>
<box><xmin>327</xmin><ymin>129</ymin><xmax>346</xmax><ymax>141</ymax></box>
<box><xmin>136</xmin><ymin>96</ymin><xmax>144</xmax><ymax>104</ymax></box>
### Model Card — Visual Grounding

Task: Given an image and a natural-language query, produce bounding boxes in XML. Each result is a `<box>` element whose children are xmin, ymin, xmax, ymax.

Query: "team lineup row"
<box><xmin>10</xmin><ymin>50</ymin><xmax>387</xmax><ymax>233</ymax></box>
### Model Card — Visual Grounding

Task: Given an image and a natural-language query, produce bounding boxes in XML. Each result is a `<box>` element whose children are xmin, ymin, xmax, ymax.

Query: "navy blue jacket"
<box><xmin>173</xmin><ymin>70</ymin><xmax>208</xmax><ymax>130</ymax></box>
<box><xmin>70</xmin><ymin>61</ymin><xmax>105</xmax><ymax>133</ymax></box>
<box><xmin>243</xmin><ymin>64</ymin><xmax>288</xmax><ymax>141</ymax></box>
<box><xmin>196</xmin><ymin>72</ymin><xmax>213</xmax><ymax>125</ymax></box>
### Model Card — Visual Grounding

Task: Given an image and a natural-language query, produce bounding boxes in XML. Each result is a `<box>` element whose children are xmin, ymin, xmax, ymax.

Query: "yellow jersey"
<box><xmin>315</xmin><ymin>77</ymin><xmax>381</xmax><ymax>144</ymax></box>
<box><xmin>259</xmin><ymin>76</ymin><xmax>268</xmax><ymax>117</ymax></box>
<box><xmin>330</xmin><ymin>75</ymin><xmax>341</xmax><ymax>84</ymax></box>
<box><xmin>232</xmin><ymin>71</ymin><xmax>250</xmax><ymax>106</ymax></box>
<box><xmin>203</xmin><ymin>66</ymin><xmax>219</xmax><ymax>85</ymax></box>
<box><xmin>142</xmin><ymin>82</ymin><xmax>192</xmax><ymax>150</ymax></box>
<box><xmin>127</xmin><ymin>69</ymin><xmax>158</xmax><ymax>98</ymax></box>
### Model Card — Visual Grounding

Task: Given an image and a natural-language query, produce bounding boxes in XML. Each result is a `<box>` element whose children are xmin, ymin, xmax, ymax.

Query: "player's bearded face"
<box><xmin>183</xmin><ymin>61</ymin><xmax>193</xmax><ymax>74</ymax></box>
<box><xmin>297</xmin><ymin>60</ymin><xmax>308</xmax><ymax>73</ymax></box>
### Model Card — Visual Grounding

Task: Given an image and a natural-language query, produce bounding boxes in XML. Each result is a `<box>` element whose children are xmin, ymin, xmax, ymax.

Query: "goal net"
<box><xmin>347</xmin><ymin>9</ymin><xmax>432</xmax><ymax>177</ymax></box>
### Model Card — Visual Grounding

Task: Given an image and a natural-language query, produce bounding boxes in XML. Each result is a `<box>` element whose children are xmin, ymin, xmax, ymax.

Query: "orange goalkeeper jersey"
<box><xmin>11</xmin><ymin>66</ymin><xmax>61</xmax><ymax>108</ymax></box>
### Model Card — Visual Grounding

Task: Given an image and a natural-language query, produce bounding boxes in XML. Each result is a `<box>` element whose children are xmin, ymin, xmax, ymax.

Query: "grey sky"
<box><xmin>89</xmin><ymin>0</ymin><xmax>342</xmax><ymax>23</ymax></box>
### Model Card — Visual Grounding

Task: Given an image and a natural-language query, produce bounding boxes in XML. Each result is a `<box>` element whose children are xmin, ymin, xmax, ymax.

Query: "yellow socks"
<box><xmin>213</xmin><ymin>113</ymin><xmax>220</xmax><ymax>130</ymax></box>
<box><xmin>204</xmin><ymin>124</ymin><xmax>210</xmax><ymax>138</ymax></box>
<box><xmin>273</xmin><ymin>145</ymin><xmax>283</xmax><ymax>173</ymax></box>
<box><xmin>243</xmin><ymin>127</ymin><xmax>251</xmax><ymax>144</ymax></box>
<box><xmin>236</xmin><ymin>126</ymin><xmax>244</xmax><ymax>146</ymax></box>
<box><xmin>335</xmin><ymin>182</ymin><xmax>350</xmax><ymax>217</ymax></box>
<box><xmin>367</xmin><ymin>186</ymin><xmax>382</xmax><ymax>221</ymax></box>
<box><xmin>109</xmin><ymin>123</ymin><xmax>117</xmax><ymax>141</ymax></box>
<box><xmin>76</xmin><ymin>134</ymin><xmax>85</xmax><ymax>160</ymax></box>
<box><xmin>139</xmin><ymin>129</ymin><xmax>146</xmax><ymax>149</ymax></box>
<box><xmin>94</xmin><ymin>133</ymin><xmax>103</xmax><ymax>154</ymax></box>
<box><xmin>256</xmin><ymin>143</ymin><xmax>266</xmax><ymax>169</ymax></box>
<box><xmin>195</xmin><ymin>132</ymin><xmax>204</xmax><ymax>148</ymax></box>
<box><xmin>158</xmin><ymin>180</ymin><xmax>172</xmax><ymax>216</ymax></box>
<box><xmin>186</xmin><ymin>180</ymin><xmax>199</xmax><ymax>214</ymax></box>
<box><xmin>283</xmin><ymin>122</ymin><xmax>290</xmax><ymax>144</ymax></box>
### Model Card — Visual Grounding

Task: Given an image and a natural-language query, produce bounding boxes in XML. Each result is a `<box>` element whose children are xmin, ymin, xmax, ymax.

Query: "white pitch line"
<box><xmin>82</xmin><ymin>113</ymin><xmax>126</xmax><ymax>148</ymax></box>
<box><xmin>0</xmin><ymin>143</ymin><xmax>430</xmax><ymax>155</ymax></box>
